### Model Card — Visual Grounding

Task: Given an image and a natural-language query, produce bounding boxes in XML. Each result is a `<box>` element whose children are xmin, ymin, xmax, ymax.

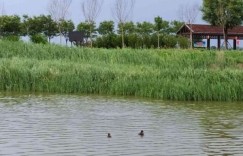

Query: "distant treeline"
<box><xmin>0</xmin><ymin>15</ymin><xmax>189</xmax><ymax>48</ymax></box>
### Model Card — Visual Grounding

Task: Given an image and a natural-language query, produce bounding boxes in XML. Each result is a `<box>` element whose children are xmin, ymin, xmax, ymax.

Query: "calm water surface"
<box><xmin>0</xmin><ymin>93</ymin><xmax>243</xmax><ymax>156</ymax></box>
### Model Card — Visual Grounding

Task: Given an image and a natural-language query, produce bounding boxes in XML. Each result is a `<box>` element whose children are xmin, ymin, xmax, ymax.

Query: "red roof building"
<box><xmin>177</xmin><ymin>24</ymin><xmax>243</xmax><ymax>49</ymax></box>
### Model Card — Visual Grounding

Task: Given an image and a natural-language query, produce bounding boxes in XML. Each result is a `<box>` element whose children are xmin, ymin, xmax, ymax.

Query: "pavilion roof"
<box><xmin>177</xmin><ymin>24</ymin><xmax>243</xmax><ymax>36</ymax></box>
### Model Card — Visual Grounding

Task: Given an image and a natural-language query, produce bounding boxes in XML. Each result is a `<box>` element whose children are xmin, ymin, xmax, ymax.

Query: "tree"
<box><xmin>77</xmin><ymin>21</ymin><xmax>96</xmax><ymax>45</ymax></box>
<box><xmin>30</xmin><ymin>33</ymin><xmax>48</xmax><ymax>44</ymax></box>
<box><xmin>201</xmin><ymin>0</ymin><xmax>243</xmax><ymax>49</ymax></box>
<box><xmin>154</xmin><ymin>16</ymin><xmax>169</xmax><ymax>48</ymax></box>
<box><xmin>96</xmin><ymin>20</ymin><xmax>117</xmax><ymax>48</ymax></box>
<box><xmin>21</xmin><ymin>15</ymin><xmax>31</xmax><ymax>36</ymax></box>
<box><xmin>81</xmin><ymin>0</ymin><xmax>103</xmax><ymax>48</ymax></box>
<box><xmin>112</xmin><ymin>0</ymin><xmax>135</xmax><ymax>48</ymax></box>
<box><xmin>0</xmin><ymin>15</ymin><xmax>21</xmax><ymax>37</ymax></box>
<box><xmin>22</xmin><ymin>15</ymin><xmax>59</xmax><ymax>42</ymax></box>
<box><xmin>178</xmin><ymin>3</ymin><xmax>199</xmax><ymax>48</ymax></box>
<box><xmin>169</xmin><ymin>20</ymin><xmax>184</xmax><ymax>34</ymax></box>
<box><xmin>42</xmin><ymin>15</ymin><xmax>59</xmax><ymax>43</ymax></box>
<box><xmin>136</xmin><ymin>21</ymin><xmax>154</xmax><ymax>48</ymax></box>
<box><xmin>178</xmin><ymin>3</ymin><xmax>199</xmax><ymax>24</ymax></box>
<box><xmin>22</xmin><ymin>15</ymin><xmax>42</xmax><ymax>36</ymax></box>
<box><xmin>118</xmin><ymin>22</ymin><xmax>136</xmax><ymax>48</ymax></box>
<box><xmin>47</xmin><ymin>0</ymin><xmax>72</xmax><ymax>44</ymax></box>
<box><xmin>98</xmin><ymin>20</ymin><xmax>115</xmax><ymax>35</ymax></box>
<box><xmin>118</xmin><ymin>21</ymin><xmax>136</xmax><ymax>35</ymax></box>
<box><xmin>59</xmin><ymin>19</ymin><xmax>75</xmax><ymax>45</ymax></box>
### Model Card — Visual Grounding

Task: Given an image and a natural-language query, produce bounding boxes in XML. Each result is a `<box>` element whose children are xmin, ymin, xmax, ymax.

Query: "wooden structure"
<box><xmin>177</xmin><ymin>24</ymin><xmax>243</xmax><ymax>50</ymax></box>
<box><xmin>68</xmin><ymin>31</ymin><xmax>85</xmax><ymax>46</ymax></box>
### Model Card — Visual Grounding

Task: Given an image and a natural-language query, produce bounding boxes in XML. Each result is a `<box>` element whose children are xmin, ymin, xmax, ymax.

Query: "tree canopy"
<box><xmin>0</xmin><ymin>13</ymin><xmax>187</xmax><ymax>49</ymax></box>
<box><xmin>0</xmin><ymin>15</ymin><xmax>21</xmax><ymax>36</ymax></box>
<box><xmin>201</xmin><ymin>0</ymin><xmax>243</xmax><ymax>49</ymax></box>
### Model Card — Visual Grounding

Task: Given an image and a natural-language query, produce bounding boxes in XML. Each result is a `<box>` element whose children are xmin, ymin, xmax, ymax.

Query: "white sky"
<box><xmin>1</xmin><ymin>0</ymin><xmax>204</xmax><ymax>25</ymax></box>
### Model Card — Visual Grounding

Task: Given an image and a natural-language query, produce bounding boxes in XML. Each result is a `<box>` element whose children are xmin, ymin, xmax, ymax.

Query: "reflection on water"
<box><xmin>0</xmin><ymin>93</ymin><xmax>243</xmax><ymax>156</ymax></box>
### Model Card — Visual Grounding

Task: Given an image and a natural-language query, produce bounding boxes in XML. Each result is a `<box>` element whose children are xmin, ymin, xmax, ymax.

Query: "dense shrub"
<box><xmin>2</xmin><ymin>35</ymin><xmax>20</xmax><ymax>42</ymax></box>
<box><xmin>30</xmin><ymin>34</ymin><xmax>48</xmax><ymax>44</ymax></box>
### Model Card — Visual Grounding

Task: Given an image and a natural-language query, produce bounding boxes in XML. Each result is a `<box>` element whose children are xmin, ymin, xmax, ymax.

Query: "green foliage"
<box><xmin>59</xmin><ymin>19</ymin><xmax>75</xmax><ymax>38</ymax></box>
<box><xmin>22</xmin><ymin>15</ymin><xmax>58</xmax><ymax>42</ymax></box>
<box><xmin>0</xmin><ymin>40</ymin><xmax>243</xmax><ymax>101</ymax></box>
<box><xmin>201</xmin><ymin>0</ymin><xmax>243</xmax><ymax>29</ymax></box>
<box><xmin>77</xmin><ymin>21</ymin><xmax>96</xmax><ymax>45</ymax></box>
<box><xmin>43</xmin><ymin>15</ymin><xmax>58</xmax><ymax>42</ymax></box>
<box><xmin>98</xmin><ymin>21</ymin><xmax>115</xmax><ymax>35</ymax></box>
<box><xmin>169</xmin><ymin>20</ymin><xmax>184</xmax><ymax>34</ymax></box>
<box><xmin>154</xmin><ymin>16</ymin><xmax>170</xmax><ymax>48</ymax></box>
<box><xmin>201</xmin><ymin>0</ymin><xmax>243</xmax><ymax>49</ymax></box>
<box><xmin>95</xmin><ymin>34</ymin><xmax>119</xmax><ymax>48</ymax></box>
<box><xmin>177</xmin><ymin>36</ymin><xmax>190</xmax><ymax>49</ymax></box>
<box><xmin>0</xmin><ymin>14</ymin><xmax>187</xmax><ymax>49</ymax></box>
<box><xmin>30</xmin><ymin>34</ymin><xmax>48</xmax><ymax>44</ymax></box>
<box><xmin>118</xmin><ymin>22</ymin><xmax>136</xmax><ymax>35</ymax></box>
<box><xmin>2</xmin><ymin>35</ymin><xmax>20</xmax><ymax>42</ymax></box>
<box><xmin>154</xmin><ymin>16</ymin><xmax>170</xmax><ymax>34</ymax></box>
<box><xmin>0</xmin><ymin>15</ymin><xmax>21</xmax><ymax>36</ymax></box>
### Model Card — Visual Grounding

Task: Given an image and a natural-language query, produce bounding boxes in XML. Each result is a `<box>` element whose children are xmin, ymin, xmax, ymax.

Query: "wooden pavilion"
<box><xmin>177</xmin><ymin>24</ymin><xmax>243</xmax><ymax>50</ymax></box>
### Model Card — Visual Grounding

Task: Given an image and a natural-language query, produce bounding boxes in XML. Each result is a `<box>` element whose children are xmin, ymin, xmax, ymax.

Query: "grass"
<box><xmin>0</xmin><ymin>40</ymin><xmax>243</xmax><ymax>101</ymax></box>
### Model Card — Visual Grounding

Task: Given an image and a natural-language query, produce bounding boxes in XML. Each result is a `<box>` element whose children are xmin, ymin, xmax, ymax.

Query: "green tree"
<box><xmin>22</xmin><ymin>15</ymin><xmax>58</xmax><ymax>43</ymax></box>
<box><xmin>81</xmin><ymin>0</ymin><xmax>103</xmax><ymax>48</ymax></box>
<box><xmin>23</xmin><ymin>16</ymin><xmax>43</xmax><ymax>35</ymax></box>
<box><xmin>30</xmin><ymin>33</ymin><xmax>48</xmax><ymax>44</ymax></box>
<box><xmin>169</xmin><ymin>20</ymin><xmax>184</xmax><ymax>34</ymax></box>
<box><xmin>0</xmin><ymin>15</ymin><xmax>21</xmax><ymax>37</ymax></box>
<box><xmin>96</xmin><ymin>20</ymin><xmax>117</xmax><ymax>48</ymax></box>
<box><xmin>21</xmin><ymin>15</ymin><xmax>31</xmax><ymax>36</ymax></box>
<box><xmin>47</xmin><ymin>0</ymin><xmax>72</xmax><ymax>44</ymax></box>
<box><xmin>98</xmin><ymin>20</ymin><xmax>114</xmax><ymax>35</ymax></box>
<box><xmin>118</xmin><ymin>22</ymin><xmax>136</xmax><ymax>48</ymax></box>
<box><xmin>59</xmin><ymin>19</ymin><xmax>75</xmax><ymax>45</ymax></box>
<box><xmin>112</xmin><ymin>0</ymin><xmax>135</xmax><ymax>48</ymax></box>
<box><xmin>43</xmin><ymin>15</ymin><xmax>58</xmax><ymax>43</ymax></box>
<box><xmin>154</xmin><ymin>16</ymin><xmax>169</xmax><ymax>48</ymax></box>
<box><xmin>201</xmin><ymin>0</ymin><xmax>243</xmax><ymax>49</ymax></box>
<box><xmin>118</xmin><ymin>21</ymin><xmax>136</xmax><ymax>35</ymax></box>
<box><xmin>136</xmin><ymin>21</ymin><xmax>154</xmax><ymax>48</ymax></box>
<box><xmin>77</xmin><ymin>21</ymin><xmax>96</xmax><ymax>46</ymax></box>
<box><xmin>95</xmin><ymin>34</ymin><xmax>118</xmax><ymax>48</ymax></box>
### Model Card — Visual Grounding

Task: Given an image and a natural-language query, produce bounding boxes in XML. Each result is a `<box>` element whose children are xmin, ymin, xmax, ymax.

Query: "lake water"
<box><xmin>0</xmin><ymin>93</ymin><xmax>243</xmax><ymax>156</ymax></box>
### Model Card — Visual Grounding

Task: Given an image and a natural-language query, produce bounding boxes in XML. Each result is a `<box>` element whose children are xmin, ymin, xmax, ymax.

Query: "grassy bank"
<box><xmin>0</xmin><ymin>40</ymin><xmax>243</xmax><ymax>101</ymax></box>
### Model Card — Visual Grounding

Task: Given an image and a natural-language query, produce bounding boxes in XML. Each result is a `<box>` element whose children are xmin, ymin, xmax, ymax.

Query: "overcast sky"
<box><xmin>1</xmin><ymin>0</ymin><xmax>204</xmax><ymax>25</ymax></box>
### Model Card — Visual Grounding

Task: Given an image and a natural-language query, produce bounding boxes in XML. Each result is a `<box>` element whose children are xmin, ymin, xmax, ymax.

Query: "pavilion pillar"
<box><xmin>233</xmin><ymin>39</ymin><xmax>237</xmax><ymax>50</ymax></box>
<box><xmin>217</xmin><ymin>36</ymin><xmax>221</xmax><ymax>50</ymax></box>
<box><xmin>190</xmin><ymin>33</ymin><xmax>194</xmax><ymax>49</ymax></box>
<box><xmin>207</xmin><ymin>36</ymin><xmax>210</xmax><ymax>50</ymax></box>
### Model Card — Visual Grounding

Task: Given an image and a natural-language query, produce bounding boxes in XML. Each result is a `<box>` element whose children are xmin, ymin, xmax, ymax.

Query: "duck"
<box><xmin>138</xmin><ymin>130</ymin><xmax>144</xmax><ymax>136</ymax></box>
<box><xmin>107</xmin><ymin>133</ymin><xmax>112</xmax><ymax>138</ymax></box>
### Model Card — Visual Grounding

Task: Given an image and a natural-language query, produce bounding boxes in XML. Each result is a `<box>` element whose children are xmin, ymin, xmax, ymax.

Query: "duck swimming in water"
<box><xmin>138</xmin><ymin>130</ymin><xmax>144</xmax><ymax>136</ymax></box>
<box><xmin>107</xmin><ymin>133</ymin><xmax>112</xmax><ymax>138</ymax></box>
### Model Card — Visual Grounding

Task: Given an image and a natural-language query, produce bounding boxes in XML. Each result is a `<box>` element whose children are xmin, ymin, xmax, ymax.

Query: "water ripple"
<box><xmin>0</xmin><ymin>95</ymin><xmax>243</xmax><ymax>155</ymax></box>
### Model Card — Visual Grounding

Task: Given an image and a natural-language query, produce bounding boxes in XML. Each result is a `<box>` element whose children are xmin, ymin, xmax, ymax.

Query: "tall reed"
<box><xmin>0</xmin><ymin>40</ymin><xmax>243</xmax><ymax>101</ymax></box>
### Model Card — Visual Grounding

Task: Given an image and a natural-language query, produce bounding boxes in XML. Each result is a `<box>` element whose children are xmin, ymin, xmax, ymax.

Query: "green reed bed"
<box><xmin>0</xmin><ymin>40</ymin><xmax>243</xmax><ymax>101</ymax></box>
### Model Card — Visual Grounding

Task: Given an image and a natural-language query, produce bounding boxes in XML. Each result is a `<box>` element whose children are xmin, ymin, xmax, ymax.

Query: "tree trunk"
<box><xmin>90</xmin><ymin>25</ymin><xmax>93</xmax><ymax>48</ymax></box>
<box><xmin>121</xmin><ymin>23</ymin><xmax>125</xmax><ymax>48</ymax></box>
<box><xmin>223</xmin><ymin>27</ymin><xmax>228</xmax><ymax>50</ymax></box>
<box><xmin>157</xmin><ymin>32</ymin><xmax>160</xmax><ymax>49</ymax></box>
<box><xmin>59</xmin><ymin>25</ymin><xmax>62</xmax><ymax>44</ymax></box>
<box><xmin>190</xmin><ymin>31</ymin><xmax>193</xmax><ymax>49</ymax></box>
